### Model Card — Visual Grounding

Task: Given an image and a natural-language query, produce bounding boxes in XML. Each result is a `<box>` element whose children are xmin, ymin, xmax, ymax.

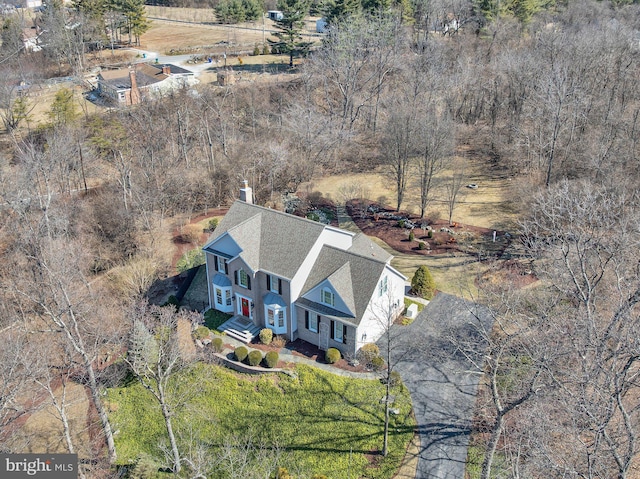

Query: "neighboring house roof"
<box><xmin>205</xmin><ymin>201</ymin><xmax>327</xmax><ymax>279</ymax></box>
<box><xmin>300</xmin><ymin>245</ymin><xmax>388</xmax><ymax>326</ymax></box>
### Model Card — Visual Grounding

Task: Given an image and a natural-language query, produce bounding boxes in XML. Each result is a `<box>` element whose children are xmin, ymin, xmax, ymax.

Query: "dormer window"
<box><xmin>322</xmin><ymin>288</ymin><xmax>334</xmax><ymax>307</ymax></box>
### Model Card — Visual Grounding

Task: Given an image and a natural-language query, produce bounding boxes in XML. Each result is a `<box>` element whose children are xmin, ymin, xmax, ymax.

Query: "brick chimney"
<box><xmin>162</xmin><ymin>65</ymin><xmax>171</xmax><ymax>75</ymax></box>
<box><xmin>128</xmin><ymin>70</ymin><xmax>140</xmax><ymax>105</ymax></box>
<box><xmin>239</xmin><ymin>180</ymin><xmax>253</xmax><ymax>204</ymax></box>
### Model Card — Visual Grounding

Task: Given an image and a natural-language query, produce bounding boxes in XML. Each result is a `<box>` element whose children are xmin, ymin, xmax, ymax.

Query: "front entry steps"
<box><xmin>218</xmin><ymin>315</ymin><xmax>261</xmax><ymax>343</ymax></box>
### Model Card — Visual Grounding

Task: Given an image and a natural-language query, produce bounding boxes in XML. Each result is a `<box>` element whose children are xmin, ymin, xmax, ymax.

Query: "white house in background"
<box><xmin>203</xmin><ymin>182</ymin><xmax>406</xmax><ymax>356</ymax></box>
<box><xmin>267</xmin><ymin>10</ymin><xmax>283</xmax><ymax>20</ymax></box>
<box><xmin>97</xmin><ymin>63</ymin><xmax>197</xmax><ymax>106</ymax></box>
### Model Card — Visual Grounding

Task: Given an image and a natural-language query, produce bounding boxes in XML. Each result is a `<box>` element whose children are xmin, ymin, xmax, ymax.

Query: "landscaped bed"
<box><xmin>106</xmin><ymin>363</ymin><xmax>414</xmax><ymax>478</ymax></box>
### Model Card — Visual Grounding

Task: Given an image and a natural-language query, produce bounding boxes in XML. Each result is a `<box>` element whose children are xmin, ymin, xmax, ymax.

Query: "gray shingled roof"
<box><xmin>299</xmin><ymin>245</ymin><xmax>387</xmax><ymax>326</ymax></box>
<box><xmin>348</xmin><ymin>232</ymin><xmax>392</xmax><ymax>262</ymax></box>
<box><xmin>204</xmin><ymin>201</ymin><xmax>327</xmax><ymax>279</ymax></box>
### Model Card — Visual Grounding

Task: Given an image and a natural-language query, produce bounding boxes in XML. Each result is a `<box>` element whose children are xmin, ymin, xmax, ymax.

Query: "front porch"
<box><xmin>218</xmin><ymin>315</ymin><xmax>261</xmax><ymax>343</ymax></box>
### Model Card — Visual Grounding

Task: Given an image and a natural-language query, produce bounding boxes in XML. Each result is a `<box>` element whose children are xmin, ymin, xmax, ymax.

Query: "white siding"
<box><xmin>356</xmin><ymin>265</ymin><xmax>406</xmax><ymax>351</ymax></box>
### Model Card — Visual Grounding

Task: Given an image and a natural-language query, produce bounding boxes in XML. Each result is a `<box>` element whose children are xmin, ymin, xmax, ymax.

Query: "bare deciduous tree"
<box><xmin>125</xmin><ymin>302</ymin><xmax>199</xmax><ymax>474</ymax></box>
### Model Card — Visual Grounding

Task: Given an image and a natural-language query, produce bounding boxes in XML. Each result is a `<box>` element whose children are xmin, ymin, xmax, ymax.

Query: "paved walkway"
<box><xmin>336</xmin><ymin>204</ymin><xmax>360</xmax><ymax>233</ymax></box>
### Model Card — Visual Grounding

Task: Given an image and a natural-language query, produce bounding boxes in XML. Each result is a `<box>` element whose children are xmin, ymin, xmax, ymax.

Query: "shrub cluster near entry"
<box><xmin>234</xmin><ymin>346</ymin><xmax>248</xmax><ymax>362</ymax></box>
<box><xmin>326</xmin><ymin>348</ymin><xmax>341</xmax><ymax>364</ymax></box>
<box><xmin>248</xmin><ymin>350</ymin><xmax>263</xmax><ymax>366</ymax></box>
<box><xmin>264</xmin><ymin>351</ymin><xmax>279</xmax><ymax>368</ymax></box>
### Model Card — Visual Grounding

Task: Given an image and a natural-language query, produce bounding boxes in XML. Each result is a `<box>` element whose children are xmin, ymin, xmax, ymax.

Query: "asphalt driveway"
<box><xmin>382</xmin><ymin>293</ymin><xmax>492</xmax><ymax>479</ymax></box>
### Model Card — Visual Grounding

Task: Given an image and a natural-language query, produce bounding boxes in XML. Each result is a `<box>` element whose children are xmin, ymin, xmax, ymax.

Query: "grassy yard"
<box><xmin>106</xmin><ymin>363</ymin><xmax>414</xmax><ymax>479</ymax></box>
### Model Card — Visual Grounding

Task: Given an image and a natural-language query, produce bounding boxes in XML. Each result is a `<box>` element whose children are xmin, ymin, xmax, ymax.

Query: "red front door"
<box><xmin>241</xmin><ymin>298</ymin><xmax>250</xmax><ymax>317</ymax></box>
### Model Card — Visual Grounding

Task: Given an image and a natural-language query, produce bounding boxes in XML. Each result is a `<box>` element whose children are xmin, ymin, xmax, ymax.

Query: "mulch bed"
<box><xmin>229</xmin><ymin>338</ymin><xmax>369</xmax><ymax>374</ymax></box>
<box><xmin>346</xmin><ymin>199</ymin><xmax>509</xmax><ymax>257</ymax></box>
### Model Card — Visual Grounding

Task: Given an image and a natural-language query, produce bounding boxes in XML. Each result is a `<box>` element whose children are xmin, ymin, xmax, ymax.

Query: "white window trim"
<box><xmin>309</xmin><ymin>314</ymin><xmax>318</xmax><ymax>333</ymax></box>
<box><xmin>322</xmin><ymin>288</ymin><xmax>334</xmax><ymax>307</ymax></box>
<box><xmin>269</xmin><ymin>274</ymin><xmax>279</xmax><ymax>293</ymax></box>
<box><xmin>217</xmin><ymin>256</ymin><xmax>227</xmax><ymax>273</ymax></box>
<box><xmin>379</xmin><ymin>276</ymin><xmax>388</xmax><ymax>297</ymax></box>
<box><xmin>334</xmin><ymin>321</ymin><xmax>343</xmax><ymax>342</ymax></box>
<box><xmin>265</xmin><ymin>305</ymin><xmax>287</xmax><ymax>334</ymax></box>
<box><xmin>239</xmin><ymin>269</ymin><xmax>249</xmax><ymax>288</ymax></box>
<box><xmin>225</xmin><ymin>289</ymin><xmax>232</xmax><ymax>306</ymax></box>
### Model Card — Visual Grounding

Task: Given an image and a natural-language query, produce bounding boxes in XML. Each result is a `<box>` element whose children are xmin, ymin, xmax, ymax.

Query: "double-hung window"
<box><xmin>217</xmin><ymin>256</ymin><xmax>227</xmax><ymax>273</ymax></box>
<box><xmin>322</xmin><ymin>288</ymin><xmax>334</xmax><ymax>307</ymax></box>
<box><xmin>379</xmin><ymin>276</ymin><xmax>388</xmax><ymax>297</ymax></box>
<box><xmin>334</xmin><ymin>321</ymin><xmax>344</xmax><ymax>343</ymax></box>
<box><xmin>238</xmin><ymin>269</ymin><xmax>250</xmax><ymax>289</ymax></box>
<box><xmin>267</xmin><ymin>274</ymin><xmax>281</xmax><ymax>294</ymax></box>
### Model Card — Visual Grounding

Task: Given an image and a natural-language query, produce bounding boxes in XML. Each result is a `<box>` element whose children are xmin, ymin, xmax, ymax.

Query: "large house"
<box><xmin>203</xmin><ymin>182</ymin><xmax>406</xmax><ymax>356</ymax></box>
<box><xmin>97</xmin><ymin>63</ymin><xmax>197</xmax><ymax>106</ymax></box>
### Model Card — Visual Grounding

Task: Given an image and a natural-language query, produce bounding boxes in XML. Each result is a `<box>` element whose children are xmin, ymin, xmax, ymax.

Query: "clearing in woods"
<box><xmin>140</xmin><ymin>6</ymin><xmax>321</xmax><ymax>55</ymax></box>
<box><xmin>299</xmin><ymin>151</ymin><xmax>522</xmax><ymax>297</ymax></box>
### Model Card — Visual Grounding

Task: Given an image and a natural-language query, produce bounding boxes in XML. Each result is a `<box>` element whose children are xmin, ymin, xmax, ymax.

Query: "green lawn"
<box><xmin>106</xmin><ymin>363</ymin><xmax>415</xmax><ymax>479</ymax></box>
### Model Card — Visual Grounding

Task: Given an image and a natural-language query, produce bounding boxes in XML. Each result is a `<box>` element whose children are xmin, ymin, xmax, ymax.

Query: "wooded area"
<box><xmin>1</xmin><ymin>0</ymin><xmax>640</xmax><ymax>477</ymax></box>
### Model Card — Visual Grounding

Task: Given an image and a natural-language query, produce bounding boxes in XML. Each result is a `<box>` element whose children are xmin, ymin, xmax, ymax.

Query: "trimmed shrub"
<box><xmin>211</xmin><ymin>337</ymin><xmax>224</xmax><ymax>353</ymax></box>
<box><xmin>273</xmin><ymin>467</ymin><xmax>292</xmax><ymax>479</ymax></box>
<box><xmin>163</xmin><ymin>295</ymin><xmax>179</xmax><ymax>309</ymax></box>
<box><xmin>326</xmin><ymin>348</ymin><xmax>341</xmax><ymax>364</ymax></box>
<box><xmin>397</xmin><ymin>219</ymin><xmax>405</xmax><ymax>228</ymax></box>
<box><xmin>259</xmin><ymin>328</ymin><xmax>273</xmax><ymax>345</ymax></box>
<box><xmin>389</xmin><ymin>370</ymin><xmax>402</xmax><ymax>388</ymax></box>
<box><xmin>248</xmin><ymin>350</ymin><xmax>263</xmax><ymax>366</ymax></box>
<box><xmin>253</xmin><ymin>44</ymin><xmax>260</xmax><ymax>55</ymax></box>
<box><xmin>207</xmin><ymin>218</ymin><xmax>219</xmax><ymax>231</ymax></box>
<box><xmin>264</xmin><ymin>351</ymin><xmax>279</xmax><ymax>368</ymax></box>
<box><xmin>234</xmin><ymin>346</ymin><xmax>248</xmax><ymax>362</ymax></box>
<box><xmin>371</xmin><ymin>355</ymin><xmax>385</xmax><ymax>371</ymax></box>
<box><xmin>193</xmin><ymin>326</ymin><xmax>210</xmax><ymax>340</ymax></box>
<box><xmin>357</xmin><ymin>343</ymin><xmax>380</xmax><ymax>365</ymax></box>
<box><xmin>418</xmin><ymin>241</ymin><xmax>427</xmax><ymax>250</ymax></box>
<box><xmin>411</xmin><ymin>265</ymin><xmax>436</xmax><ymax>300</ymax></box>
<box><xmin>408</xmin><ymin>230</ymin><xmax>415</xmax><ymax>242</ymax></box>
<box><xmin>427</xmin><ymin>229</ymin><xmax>433</xmax><ymax>239</ymax></box>
<box><xmin>262</xmin><ymin>43</ymin><xmax>270</xmax><ymax>55</ymax></box>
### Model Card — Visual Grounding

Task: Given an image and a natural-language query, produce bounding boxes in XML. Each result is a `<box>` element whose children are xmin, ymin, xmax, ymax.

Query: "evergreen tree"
<box><xmin>216</xmin><ymin>0</ymin><xmax>247</xmax><ymax>23</ymax></box>
<box><xmin>48</xmin><ymin>88</ymin><xmax>79</xmax><ymax>126</ymax></box>
<box><xmin>411</xmin><ymin>265</ymin><xmax>436</xmax><ymax>299</ymax></box>
<box><xmin>242</xmin><ymin>0</ymin><xmax>263</xmax><ymax>21</ymax></box>
<box><xmin>325</xmin><ymin>0</ymin><xmax>361</xmax><ymax>24</ymax></box>
<box><xmin>269</xmin><ymin>0</ymin><xmax>312</xmax><ymax>67</ymax></box>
